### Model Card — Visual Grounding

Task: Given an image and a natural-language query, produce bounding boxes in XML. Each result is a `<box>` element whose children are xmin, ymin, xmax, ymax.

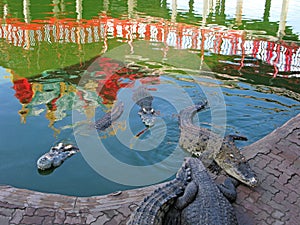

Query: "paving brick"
<box><xmin>116</xmin><ymin>205</ymin><xmax>133</xmax><ymax>217</ymax></box>
<box><xmin>241</xmin><ymin>201</ymin><xmax>260</xmax><ymax>215</ymax></box>
<box><xmin>0</xmin><ymin>215</ymin><xmax>9</xmax><ymax>225</ymax></box>
<box><xmin>0</xmin><ymin>202</ymin><xmax>19</xmax><ymax>209</ymax></box>
<box><xmin>272</xmin><ymin>147</ymin><xmax>283</xmax><ymax>155</ymax></box>
<box><xmin>270</xmin><ymin>200</ymin><xmax>289</xmax><ymax>212</ymax></box>
<box><xmin>266</xmin><ymin>216</ymin><xmax>275</xmax><ymax>225</ymax></box>
<box><xmin>35</xmin><ymin>208</ymin><xmax>54</xmax><ymax>217</ymax></box>
<box><xmin>288</xmin><ymin>143</ymin><xmax>300</xmax><ymax>157</ymax></box>
<box><xmin>280</xmin><ymin>148</ymin><xmax>299</xmax><ymax>163</ymax></box>
<box><xmin>262</xmin><ymin>182</ymin><xmax>279</xmax><ymax>195</ymax></box>
<box><xmin>273</xmin><ymin>220</ymin><xmax>284</xmax><ymax>225</ymax></box>
<box><xmin>64</xmin><ymin>215</ymin><xmax>85</xmax><ymax>224</ymax></box>
<box><xmin>256</xmin><ymin>202</ymin><xmax>273</xmax><ymax>215</ymax></box>
<box><xmin>21</xmin><ymin>215</ymin><xmax>44</xmax><ymax>224</ymax></box>
<box><xmin>86</xmin><ymin>214</ymin><xmax>97</xmax><ymax>224</ymax></box>
<box><xmin>245</xmin><ymin>190</ymin><xmax>261</xmax><ymax>203</ymax></box>
<box><xmin>271</xmin><ymin>181</ymin><xmax>284</xmax><ymax>194</ymax></box>
<box><xmin>53</xmin><ymin>209</ymin><xmax>66</xmax><ymax>224</ymax></box>
<box><xmin>269</xmin><ymin>153</ymin><xmax>284</xmax><ymax>163</ymax></box>
<box><xmin>24</xmin><ymin>207</ymin><xmax>35</xmax><ymax>216</ymax></box>
<box><xmin>276</xmin><ymin>160</ymin><xmax>294</xmax><ymax>175</ymax></box>
<box><xmin>10</xmin><ymin>209</ymin><xmax>24</xmax><ymax>224</ymax></box>
<box><xmin>259</xmin><ymin>153</ymin><xmax>274</xmax><ymax>164</ymax></box>
<box><xmin>260</xmin><ymin>191</ymin><xmax>275</xmax><ymax>203</ymax></box>
<box><xmin>286</xmin><ymin>130</ymin><xmax>300</xmax><ymax>143</ymax></box>
<box><xmin>42</xmin><ymin>216</ymin><xmax>54</xmax><ymax>225</ymax></box>
<box><xmin>272</xmin><ymin>191</ymin><xmax>288</xmax><ymax>204</ymax></box>
<box><xmin>276</xmin><ymin>139</ymin><xmax>291</xmax><ymax>150</ymax></box>
<box><xmin>265</xmin><ymin>166</ymin><xmax>282</xmax><ymax>178</ymax></box>
<box><xmin>272</xmin><ymin>210</ymin><xmax>285</xmax><ymax>219</ymax></box>
<box><xmin>105</xmin><ymin>213</ymin><xmax>126</xmax><ymax>225</ymax></box>
<box><xmin>91</xmin><ymin>213</ymin><xmax>110</xmax><ymax>225</ymax></box>
<box><xmin>278</xmin><ymin>173</ymin><xmax>291</xmax><ymax>185</ymax></box>
<box><xmin>257</xmin><ymin>210</ymin><xmax>269</xmax><ymax>221</ymax></box>
<box><xmin>255</xmin><ymin>156</ymin><xmax>270</xmax><ymax>169</ymax></box>
<box><xmin>286</xmin><ymin>191</ymin><xmax>298</xmax><ymax>204</ymax></box>
<box><xmin>0</xmin><ymin>207</ymin><xmax>14</xmax><ymax>217</ymax></box>
<box><xmin>288</xmin><ymin>174</ymin><xmax>300</xmax><ymax>186</ymax></box>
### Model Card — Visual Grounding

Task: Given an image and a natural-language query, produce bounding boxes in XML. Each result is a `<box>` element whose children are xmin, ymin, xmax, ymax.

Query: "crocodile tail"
<box><xmin>127</xmin><ymin>179</ymin><xmax>184</xmax><ymax>225</ymax></box>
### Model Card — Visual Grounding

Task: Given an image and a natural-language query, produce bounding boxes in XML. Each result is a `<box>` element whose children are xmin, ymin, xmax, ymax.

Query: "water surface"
<box><xmin>0</xmin><ymin>0</ymin><xmax>299</xmax><ymax>196</ymax></box>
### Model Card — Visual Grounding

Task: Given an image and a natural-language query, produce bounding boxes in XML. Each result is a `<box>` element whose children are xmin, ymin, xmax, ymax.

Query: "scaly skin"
<box><xmin>128</xmin><ymin>157</ymin><xmax>238</xmax><ymax>225</ymax></box>
<box><xmin>164</xmin><ymin>157</ymin><xmax>238</xmax><ymax>225</ymax></box>
<box><xmin>179</xmin><ymin>102</ymin><xmax>258</xmax><ymax>187</ymax></box>
<box><xmin>132</xmin><ymin>86</ymin><xmax>156</xmax><ymax>127</ymax></box>
<box><xmin>94</xmin><ymin>101</ymin><xmax>124</xmax><ymax>130</ymax></box>
<box><xmin>127</xmin><ymin>161</ymin><xmax>191</xmax><ymax>225</ymax></box>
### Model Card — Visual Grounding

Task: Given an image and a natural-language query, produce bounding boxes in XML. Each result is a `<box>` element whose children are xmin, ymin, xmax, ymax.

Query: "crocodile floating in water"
<box><xmin>37</xmin><ymin>142</ymin><xmax>79</xmax><ymax>170</ymax></box>
<box><xmin>132</xmin><ymin>86</ymin><xmax>156</xmax><ymax>127</ymax></box>
<box><xmin>94</xmin><ymin>101</ymin><xmax>124</xmax><ymax>130</ymax></box>
<box><xmin>127</xmin><ymin>157</ymin><xmax>238</xmax><ymax>225</ymax></box>
<box><xmin>37</xmin><ymin>102</ymin><xmax>124</xmax><ymax>171</ymax></box>
<box><xmin>179</xmin><ymin>101</ymin><xmax>258</xmax><ymax>187</ymax></box>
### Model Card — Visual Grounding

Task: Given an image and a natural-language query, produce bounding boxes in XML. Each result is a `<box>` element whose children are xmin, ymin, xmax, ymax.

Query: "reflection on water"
<box><xmin>0</xmin><ymin>0</ymin><xmax>299</xmax><ymax>196</ymax></box>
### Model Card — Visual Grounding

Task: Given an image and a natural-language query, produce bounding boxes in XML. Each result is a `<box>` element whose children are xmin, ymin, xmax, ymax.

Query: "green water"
<box><xmin>0</xmin><ymin>0</ymin><xmax>299</xmax><ymax>196</ymax></box>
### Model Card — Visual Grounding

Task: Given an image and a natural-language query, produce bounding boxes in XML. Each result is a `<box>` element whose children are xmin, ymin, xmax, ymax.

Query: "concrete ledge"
<box><xmin>0</xmin><ymin>114</ymin><xmax>299</xmax><ymax>224</ymax></box>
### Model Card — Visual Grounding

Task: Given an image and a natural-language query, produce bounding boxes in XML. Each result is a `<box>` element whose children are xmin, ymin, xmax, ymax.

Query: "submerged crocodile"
<box><xmin>127</xmin><ymin>157</ymin><xmax>238</xmax><ymax>225</ymax></box>
<box><xmin>132</xmin><ymin>86</ymin><xmax>156</xmax><ymax>127</ymax></box>
<box><xmin>37</xmin><ymin>142</ymin><xmax>79</xmax><ymax>170</ymax></box>
<box><xmin>179</xmin><ymin>101</ymin><xmax>258</xmax><ymax>187</ymax></box>
<box><xmin>37</xmin><ymin>102</ymin><xmax>124</xmax><ymax>171</ymax></box>
<box><xmin>94</xmin><ymin>101</ymin><xmax>124</xmax><ymax>130</ymax></box>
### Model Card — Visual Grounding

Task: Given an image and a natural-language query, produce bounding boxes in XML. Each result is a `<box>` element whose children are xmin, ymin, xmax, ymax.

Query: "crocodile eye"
<box><xmin>150</xmin><ymin>108</ymin><xmax>155</xmax><ymax>114</ymax></box>
<box><xmin>142</xmin><ymin>108</ymin><xmax>147</xmax><ymax>113</ymax></box>
<box><xmin>229</xmin><ymin>154</ymin><xmax>234</xmax><ymax>158</ymax></box>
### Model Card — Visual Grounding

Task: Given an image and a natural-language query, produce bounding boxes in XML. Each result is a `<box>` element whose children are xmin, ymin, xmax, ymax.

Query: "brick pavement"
<box><xmin>234</xmin><ymin>113</ymin><xmax>300</xmax><ymax>225</ymax></box>
<box><xmin>0</xmin><ymin>113</ymin><xmax>299</xmax><ymax>225</ymax></box>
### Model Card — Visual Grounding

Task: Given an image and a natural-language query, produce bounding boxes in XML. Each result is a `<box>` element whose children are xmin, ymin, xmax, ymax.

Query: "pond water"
<box><xmin>0</xmin><ymin>0</ymin><xmax>299</xmax><ymax>196</ymax></box>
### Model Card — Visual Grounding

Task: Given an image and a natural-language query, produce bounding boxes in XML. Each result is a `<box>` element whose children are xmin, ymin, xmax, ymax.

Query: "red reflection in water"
<box><xmin>12</xmin><ymin>78</ymin><xmax>33</xmax><ymax>104</ymax></box>
<box><xmin>89</xmin><ymin>57</ymin><xmax>159</xmax><ymax>104</ymax></box>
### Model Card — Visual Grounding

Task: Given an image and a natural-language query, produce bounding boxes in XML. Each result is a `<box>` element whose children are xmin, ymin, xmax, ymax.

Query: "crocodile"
<box><xmin>132</xmin><ymin>86</ymin><xmax>156</xmax><ymax>127</ymax></box>
<box><xmin>127</xmin><ymin>157</ymin><xmax>238</xmax><ymax>225</ymax></box>
<box><xmin>37</xmin><ymin>102</ymin><xmax>124</xmax><ymax>171</ymax></box>
<box><xmin>179</xmin><ymin>101</ymin><xmax>258</xmax><ymax>187</ymax></box>
<box><xmin>37</xmin><ymin>142</ymin><xmax>79</xmax><ymax>170</ymax></box>
<box><xmin>94</xmin><ymin>101</ymin><xmax>124</xmax><ymax>130</ymax></box>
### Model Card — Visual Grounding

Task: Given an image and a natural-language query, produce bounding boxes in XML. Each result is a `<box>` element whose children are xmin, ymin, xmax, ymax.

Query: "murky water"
<box><xmin>0</xmin><ymin>0</ymin><xmax>299</xmax><ymax>196</ymax></box>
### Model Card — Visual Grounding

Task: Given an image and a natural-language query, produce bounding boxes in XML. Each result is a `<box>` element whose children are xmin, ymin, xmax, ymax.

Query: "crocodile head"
<box><xmin>214</xmin><ymin>142</ymin><xmax>258</xmax><ymax>187</ymax></box>
<box><xmin>138</xmin><ymin>107</ymin><xmax>156</xmax><ymax>127</ymax></box>
<box><xmin>37</xmin><ymin>142</ymin><xmax>79</xmax><ymax>171</ymax></box>
<box><xmin>37</xmin><ymin>153</ymin><xmax>55</xmax><ymax>170</ymax></box>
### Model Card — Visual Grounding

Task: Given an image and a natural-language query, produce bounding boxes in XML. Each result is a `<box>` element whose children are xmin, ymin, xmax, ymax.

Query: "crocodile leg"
<box><xmin>217</xmin><ymin>177</ymin><xmax>238</xmax><ymax>203</ymax></box>
<box><xmin>163</xmin><ymin>181</ymin><xmax>198</xmax><ymax>225</ymax></box>
<box><xmin>174</xmin><ymin>181</ymin><xmax>198</xmax><ymax>210</ymax></box>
